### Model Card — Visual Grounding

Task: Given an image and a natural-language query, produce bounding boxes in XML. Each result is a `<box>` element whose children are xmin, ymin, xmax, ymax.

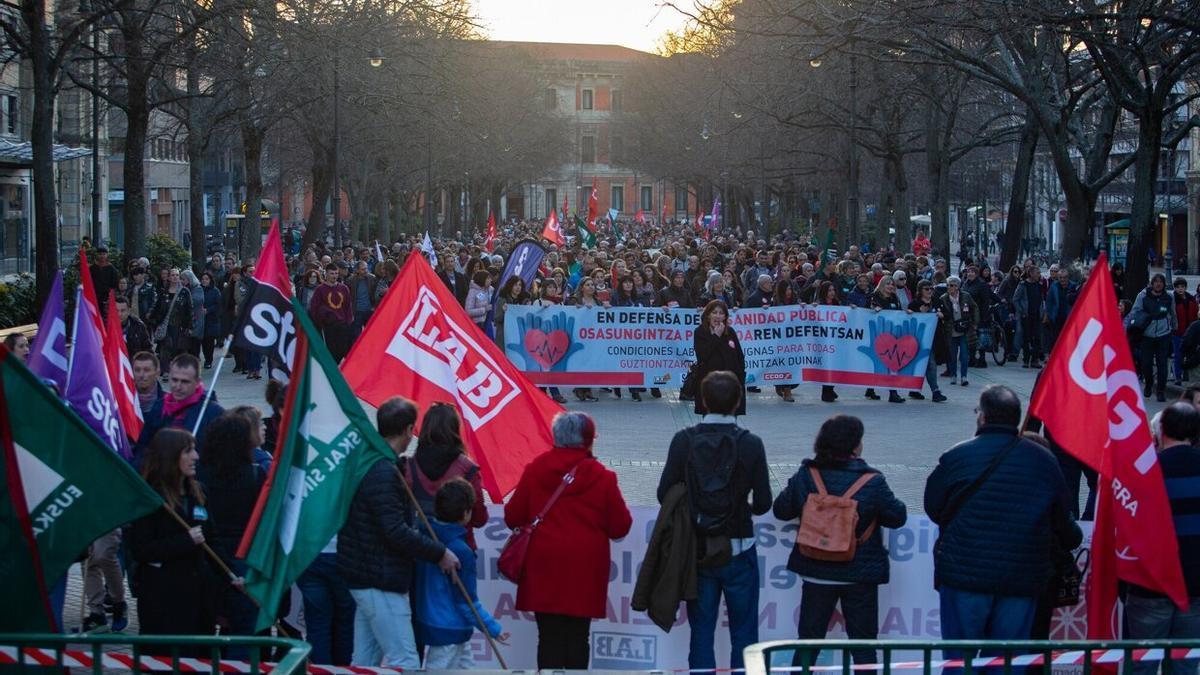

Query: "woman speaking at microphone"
<box><xmin>692</xmin><ymin>300</ymin><xmax>746</xmax><ymax>416</ymax></box>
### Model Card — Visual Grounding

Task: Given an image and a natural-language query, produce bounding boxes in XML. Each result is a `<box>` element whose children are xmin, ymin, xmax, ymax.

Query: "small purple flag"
<box><xmin>28</xmin><ymin>270</ymin><xmax>69</xmax><ymax>391</ymax></box>
<box><xmin>65</xmin><ymin>287</ymin><xmax>130</xmax><ymax>458</ymax></box>
<box><xmin>711</xmin><ymin>197</ymin><xmax>721</xmax><ymax>231</ymax></box>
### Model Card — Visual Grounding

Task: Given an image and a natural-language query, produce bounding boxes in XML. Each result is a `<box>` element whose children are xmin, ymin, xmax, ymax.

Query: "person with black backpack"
<box><xmin>773</xmin><ymin>415</ymin><xmax>907</xmax><ymax>667</ymax></box>
<box><xmin>655</xmin><ymin>370</ymin><xmax>772</xmax><ymax>671</ymax></box>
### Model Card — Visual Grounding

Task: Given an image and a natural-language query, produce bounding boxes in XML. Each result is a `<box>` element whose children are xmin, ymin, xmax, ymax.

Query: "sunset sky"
<box><xmin>473</xmin><ymin>0</ymin><xmax>693</xmax><ymax>53</ymax></box>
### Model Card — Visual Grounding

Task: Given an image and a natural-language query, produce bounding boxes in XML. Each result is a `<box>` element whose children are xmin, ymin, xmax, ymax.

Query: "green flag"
<box><xmin>0</xmin><ymin>348</ymin><xmax>163</xmax><ymax>632</ymax></box>
<box><xmin>238</xmin><ymin>299</ymin><xmax>394</xmax><ymax>631</ymax></box>
<box><xmin>575</xmin><ymin>214</ymin><xmax>596</xmax><ymax>249</ymax></box>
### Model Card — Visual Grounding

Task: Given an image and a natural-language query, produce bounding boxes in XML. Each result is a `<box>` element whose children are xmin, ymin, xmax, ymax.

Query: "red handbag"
<box><xmin>497</xmin><ymin>462</ymin><xmax>583</xmax><ymax>583</ymax></box>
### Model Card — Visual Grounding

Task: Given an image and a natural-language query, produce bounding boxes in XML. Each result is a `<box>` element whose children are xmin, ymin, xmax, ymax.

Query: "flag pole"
<box><xmin>192</xmin><ymin>335</ymin><xmax>234</xmax><ymax>436</ymax></box>
<box><xmin>160</xmin><ymin>504</ymin><xmax>292</xmax><ymax>637</ymax></box>
<box><xmin>391</xmin><ymin>466</ymin><xmax>509</xmax><ymax>668</ymax></box>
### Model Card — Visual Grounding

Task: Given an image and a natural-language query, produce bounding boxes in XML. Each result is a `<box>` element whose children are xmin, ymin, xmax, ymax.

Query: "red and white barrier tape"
<box><xmin>4</xmin><ymin>645</ymin><xmax>1200</xmax><ymax>673</ymax></box>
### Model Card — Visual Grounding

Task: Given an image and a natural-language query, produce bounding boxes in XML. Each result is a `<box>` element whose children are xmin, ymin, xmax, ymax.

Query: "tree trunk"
<box><xmin>241</xmin><ymin>120</ymin><xmax>264</xmax><ymax>262</ymax></box>
<box><xmin>1001</xmin><ymin>111</ymin><xmax>1038</xmax><ymax>271</ymax></box>
<box><xmin>301</xmin><ymin>151</ymin><xmax>332</xmax><ymax>250</ymax></box>
<box><xmin>122</xmin><ymin>76</ymin><xmax>150</xmax><ymax>259</ymax></box>
<box><xmin>924</xmin><ymin>103</ymin><xmax>950</xmax><ymax>254</ymax></box>
<box><xmin>26</xmin><ymin>0</ymin><xmax>59</xmax><ymax>308</ymax></box>
<box><xmin>1124</xmin><ymin>114</ymin><xmax>1164</xmax><ymax>297</ymax></box>
<box><xmin>892</xmin><ymin>157</ymin><xmax>911</xmax><ymax>252</ymax></box>
<box><xmin>1060</xmin><ymin>186</ymin><xmax>1096</xmax><ymax>268</ymax></box>
<box><xmin>187</xmin><ymin>60</ymin><xmax>205</xmax><ymax>270</ymax></box>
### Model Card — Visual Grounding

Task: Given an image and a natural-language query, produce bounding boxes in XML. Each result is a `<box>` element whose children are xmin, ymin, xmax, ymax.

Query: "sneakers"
<box><xmin>932</xmin><ymin>392</ymin><xmax>948</xmax><ymax>403</ymax></box>
<box><xmin>888</xmin><ymin>391</ymin><xmax>905</xmax><ymax>403</ymax></box>
<box><xmin>110</xmin><ymin>602</ymin><xmax>128</xmax><ymax>633</ymax></box>
<box><xmin>909</xmin><ymin>391</ymin><xmax>925</xmax><ymax>400</ymax></box>
<box><xmin>960</xmin><ymin>380</ymin><xmax>969</xmax><ymax>386</ymax></box>
<box><xmin>79</xmin><ymin>613</ymin><xmax>109</xmax><ymax>633</ymax></box>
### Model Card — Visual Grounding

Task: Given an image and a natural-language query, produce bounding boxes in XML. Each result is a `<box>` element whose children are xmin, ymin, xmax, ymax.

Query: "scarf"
<box><xmin>163</xmin><ymin>384</ymin><xmax>205</xmax><ymax>418</ymax></box>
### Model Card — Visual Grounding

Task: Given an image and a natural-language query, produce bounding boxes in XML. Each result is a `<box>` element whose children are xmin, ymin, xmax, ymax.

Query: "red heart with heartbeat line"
<box><xmin>524</xmin><ymin>329</ymin><xmax>570</xmax><ymax>370</ymax></box>
<box><xmin>874</xmin><ymin>333</ymin><xmax>919</xmax><ymax>373</ymax></box>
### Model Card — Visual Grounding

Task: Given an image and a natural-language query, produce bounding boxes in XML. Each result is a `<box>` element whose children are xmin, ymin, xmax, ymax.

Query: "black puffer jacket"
<box><xmin>773</xmin><ymin>458</ymin><xmax>907</xmax><ymax>585</ymax></box>
<box><xmin>924</xmin><ymin>424</ymin><xmax>1081</xmax><ymax>597</ymax></box>
<box><xmin>337</xmin><ymin>458</ymin><xmax>445</xmax><ymax>593</ymax></box>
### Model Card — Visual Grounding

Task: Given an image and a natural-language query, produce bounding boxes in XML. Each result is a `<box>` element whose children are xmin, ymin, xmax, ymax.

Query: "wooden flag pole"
<box><xmin>391</xmin><ymin>465</ymin><xmax>509</xmax><ymax>669</ymax></box>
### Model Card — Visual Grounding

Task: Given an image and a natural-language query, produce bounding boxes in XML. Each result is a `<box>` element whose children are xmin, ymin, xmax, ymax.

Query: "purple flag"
<box><xmin>28</xmin><ymin>270</ymin><xmax>68</xmax><ymax>391</ymax></box>
<box><xmin>65</xmin><ymin>288</ymin><xmax>130</xmax><ymax>458</ymax></box>
<box><xmin>711</xmin><ymin>197</ymin><xmax>721</xmax><ymax>231</ymax></box>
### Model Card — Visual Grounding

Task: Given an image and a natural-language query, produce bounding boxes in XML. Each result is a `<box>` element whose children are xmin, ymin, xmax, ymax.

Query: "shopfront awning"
<box><xmin>0</xmin><ymin>139</ymin><xmax>92</xmax><ymax>166</ymax></box>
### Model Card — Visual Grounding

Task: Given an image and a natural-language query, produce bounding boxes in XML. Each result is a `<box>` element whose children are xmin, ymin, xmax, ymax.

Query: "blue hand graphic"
<box><xmin>855</xmin><ymin>314</ymin><xmax>932</xmax><ymax>375</ymax></box>
<box><xmin>505</xmin><ymin>311</ymin><xmax>585</xmax><ymax>372</ymax></box>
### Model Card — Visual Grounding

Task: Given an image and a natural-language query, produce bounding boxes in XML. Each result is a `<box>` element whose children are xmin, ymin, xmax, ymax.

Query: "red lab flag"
<box><xmin>103</xmin><ymin>292</ymin><xmax>144</xmax><ymax>441</ymax></box>
<box><xmin>1029</xmin><ymin>253</ymin><xmax>1188</xmax><ymax>639</ymax></box>
<box><xmin>485</xmin><ymin>211</ymin><xmax>497</xmax><ymax>253</ymax></box>
<box><xmin>341</xmin><ymin>254</ymin><xmax>564</xmax><ymax>501</ymax></box>
<box><xmin>541</xmin><ymin>209</ymin><xmax>565</xmax><ymax>247</ymax></box>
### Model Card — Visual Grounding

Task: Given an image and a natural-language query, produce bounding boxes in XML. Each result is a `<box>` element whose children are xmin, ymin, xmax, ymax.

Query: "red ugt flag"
<box><xmin>1029</xmin><ymin>253</ymin><xmax>1188</xmax><ymax>639</ymax></box>
<box><xmin>541</xmin><ymin>209</ymin><xmax>565</xmax><ymax>248</ymax></box>
<box><xmin>104</xmin><ymin>292</ymin><xmax>143</xmax><ymax>441</ymax></box>
<box><xmin>485</xmin><ymin>211</ymin><xmax>497</xmax><ymax>253</ymax></box>
<box><xmin>341</xmin><ymin>254</ymin><xmax>563</xmax><ymax>501</ymax></box>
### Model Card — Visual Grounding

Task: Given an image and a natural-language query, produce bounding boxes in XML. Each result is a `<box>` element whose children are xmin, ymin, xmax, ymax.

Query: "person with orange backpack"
<box><xmin>772</xmin><ymin>415</ymin><xmax>908</xmax><ymax>666</ymax></box>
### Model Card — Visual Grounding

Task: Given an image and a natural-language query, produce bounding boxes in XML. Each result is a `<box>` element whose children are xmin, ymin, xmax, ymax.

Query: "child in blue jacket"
<box><xmin>414</xmin><ymin>479</ymin><xmax>505</xmax><ymax>668</ymax></box>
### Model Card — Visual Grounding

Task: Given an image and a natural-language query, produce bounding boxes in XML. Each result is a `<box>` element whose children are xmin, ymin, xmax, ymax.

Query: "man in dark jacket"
<box><xmin>1012</xmin><ymin>267</ymin><xmax>1047</xmax><ymax>368</ymax></box>
<box><xmin>656</xmin><ymin>371</ymin><xmax>772</xmax><ymax>671</ymax></box>
<box><xmin>90</xmin><ymin>247</ymin><xmax>121</xmax><ymax>321</ymax></box>
<box><xmin>658</xmin><ymin>269</ymin><xmax>694</xmax><ymax>308</ymax></box>
<box><xmin>438</xmin><ymin>256</ymin><xmax>469</xmax><ymax>307</ymax></box>
<box><xmin>116</xmin><ymin>295</ymin><xmax>152</xmax><ymax>355</ymax></box>
<box><xmin>1127</xmin><ymin>402</ymin><xmax>1200</xmax><ymax>674</ymax></box>
<box><xmin>924</xmin><ymin>385</ymin><xmax>1080</xmax><ymax>656</ymax></box>
<box><xmin>134</xmin><ymin>354</ymin><xmax>222</xmax><ymax>464</ymax></box>
<box><xmin>337</xmin><ymin>397</ymin><xmax>458</xmax><ymax>668</ymax></box>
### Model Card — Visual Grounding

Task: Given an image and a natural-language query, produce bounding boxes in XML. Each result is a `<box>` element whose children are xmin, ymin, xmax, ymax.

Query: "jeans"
<box><xmin>796</xmin><ymin>582</ymin><xmax>879</xmax><ymax>665</ymax></box>
<box><xmin>297</xmin><ymin>553</ymin><xmax>355</xmax><ymax>666</ymax></box>
<box><xmin>84</xmin><ymin>529</ymin><xmax>124</xmax><ymax>616</ymax></box>
<box><xmin>535</xmin><ymin>612</ymin><xmax>591</xmax><ymax>669</ymax></box>
<box><xmin>939</xmin><ymin>586</ymin><xmax>1037</xmax><ymax>664</ymax></box>
<box><xmin>687</xmin><ymin>546</ymin><xmax>760</xmax><ymax>670</ymax></box>
<box><xmin>424</xmin><ymin>642</ymin><xmax>473</xmax><ymax>669</ymax></box>
<box><xmin>924</xmin><ymin>355</ymin><xmax>941</xmax><ymax>394</ymax></box>
<box><xmin>1125</xmin><ymin>593</ymin><xmax>1200</xmax><ymax>675</ymax></box>
<box><xmin>1175</xmin><ymin>334</ymin><xmax>1186</xmax><ymax>382</ymax></box>
<box><xmin>1141</xmin><ymin>334</ymin><xmax>1172</xmax><ymax>394</ymax></box>
<box><xmin>348</xmin><ymin>588</ymin><xmax>419</xmax><ymax>668</ymax></box>
<box><xmin>1021</xmin><ymin>316</ymin><xmax>1042</xmax><ymax>364</ymax></box>
<box><xmin>951</xmin><ymin>335</ymin><xmax>970</xmax><ymax>379</ymax></box>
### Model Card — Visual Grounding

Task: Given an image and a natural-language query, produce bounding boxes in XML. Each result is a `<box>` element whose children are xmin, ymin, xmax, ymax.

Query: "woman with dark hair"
<box><xmin>818</xmin><ymin>281</ymin><xmax>841</xmax><ymax>403</ymax></box>
<box><xmin>494</xmin><ymin>276</ymin><xmax>527</xmax><ymax>348</ymax></box>
<box><xmin>374</xmin><ymin>259</ymin><xmax>400</xmax><ymax>305</ymax></box>
<box><xmin>229</xmin><ymin>404</ymin><xmax>273</xmax><ymax>471</ymax></box>
<box><xmin>403</xmin><ymin>403</ymin><xmax>488</xmax><ymax>547</ymax></box>
<box><xmin>613</xmin><ymin>275</ymin><xmax>654</xmax><ymax>401</ymax></box>
<box><xmin>568</xmin><ymin>279</ymin><xmax>603</xmax><ymax>402</ymax></box>
<box><xmin>198</xmin><ymin>272</ymin><xmax>222</xmax><ymax>368</ymax></box>
<box><xmin>297</xmin><ymin>268</ymin><xmax>321</xmax><ymax>309</ymax></box>
<box><xmin>773</xmin><ymin>415</ymin><xmax>907</xmax><ymax>667</ymax></box>
<box><xmin>692</xmin><ymin>300</ymin><xmax>746</xmax><ymax>416</ymax></box>
<box><xmin>129</xmin><ymin>429</ymin><xmax>218</xmax><ymax>651</ymax></box>
<box><xmin>3</xmin><ymin>333</ymin><xmax>30</xmax><ymax>362</ymax></box>
<box><xmin>773</xmin><ymin>280</ymin><xmax>800</xmax><ymax>402</ymax></box>
<box><xmin>632</xmin><ymin>269</ymin><xmax>657</xmax><ymax>306</ymax></box>
<box><xmin>197</xmin><ymin>414</ymin><xmax>265</xmax><ymax>647</ymax></box>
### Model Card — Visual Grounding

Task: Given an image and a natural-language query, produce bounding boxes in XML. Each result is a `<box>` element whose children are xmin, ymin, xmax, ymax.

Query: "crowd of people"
<box><xmin>8</xmin><ymin>219</ymin><xmax>1200</xmax><ymax>670</ymax></box>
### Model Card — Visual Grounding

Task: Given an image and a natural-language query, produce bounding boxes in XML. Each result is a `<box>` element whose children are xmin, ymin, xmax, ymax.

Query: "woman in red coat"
<box><xmin>504</xmin><ymin>411</ymin><xmax>632</xmax><ymax>669</ymax></box>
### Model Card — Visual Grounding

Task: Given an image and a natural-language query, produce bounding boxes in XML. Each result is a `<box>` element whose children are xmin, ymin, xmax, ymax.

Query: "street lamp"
<box><xmin>810</xmin><ymin>48</ymin><xmax>859</xmax><ymax>248</ymax></box>
<box><xmin>80</xmin><ymin>0</ymin><xmax>102</xmax><ymax>244</ymax></box>
<box><xmin>331</xmin><ymin>47</ymin><xmax>386</xmax><ymax>249</ymax></box>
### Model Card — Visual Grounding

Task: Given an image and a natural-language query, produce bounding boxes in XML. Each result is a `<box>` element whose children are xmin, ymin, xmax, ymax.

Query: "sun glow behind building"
<box><xmin>473</xmin><ymin>0</ymin><xmax>689</xmax><ymax>54</ymax></box>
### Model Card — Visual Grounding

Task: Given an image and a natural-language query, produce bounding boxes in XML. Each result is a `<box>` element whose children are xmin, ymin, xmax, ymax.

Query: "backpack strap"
<box><xmin>841</xmin><ymin>472</ymin><xmax>879</xmax><ymax>499</ymax></box>
<box><xmin>807</xmin><ymin>466</ymin><xmax>829</xmax><ymax>496</ymax></box>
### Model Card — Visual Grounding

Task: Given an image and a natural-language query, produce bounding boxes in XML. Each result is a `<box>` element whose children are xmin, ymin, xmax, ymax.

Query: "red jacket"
<box><xmin>504</xmin><ymin>447</ymin><xmax>632</xmax><ymax>619</ymax></box>
<box><xmin>1175</xmin><ymin>292</ymin><xmax>1199</xmax><ymax>337</ymax></box>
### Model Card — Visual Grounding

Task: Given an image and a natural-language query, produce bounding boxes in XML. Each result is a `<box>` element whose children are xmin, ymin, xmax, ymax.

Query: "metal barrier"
<box><xmin>745</xmin><ymin>639</ymin><xmax>1200</xmax><ymax>675</ymax></box>
<box><xmin>0</xmin><ymin>633</ymin><xmax>310</xmax><ymax>674</ymax></box>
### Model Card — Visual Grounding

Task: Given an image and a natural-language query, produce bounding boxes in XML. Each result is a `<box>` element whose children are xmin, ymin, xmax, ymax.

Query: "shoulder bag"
<box><xmin>935</xmin><ymin>436</ymin><xmax>1021</xmax><ymax>537</ymax></box>
<box><xmin>498</xmin><ymin>461</ymin><xmax>584</xmax><ymax>583</ymax></box>
<box><xmin>153</xmin><ymin>289</ymin><xmax>181</xmax><ymax>343</ymax></box>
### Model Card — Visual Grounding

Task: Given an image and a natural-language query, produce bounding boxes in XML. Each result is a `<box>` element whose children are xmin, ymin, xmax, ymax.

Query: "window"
<box><xmin>6</xmin><ymin>95</ymin><xmax>18</xmax><ymax>134</ymax></box>
<box><xmin>544</xmin><ymin>88</ymin><xmax>556</xmax><ymax>110</ymax></box>
<box><xmin>611</xmin><ymin>89</ymin><xmax>622</xmax><ymax>112</ymax></box>
<box><xmin>675</xmin><ymin>185</ymin><xmax>688</xmax><ymax>212</ymax></box>
<box><xmin>641</xmin><ymin>186</ymin><xmax>653</xmax><ymax>211</ymax></box>
<box><xmin>545</xmin><ymin>188</ymin><xmax>557</xmax><ymax>215</ymax></box>
<box><xmin>582</xmin><ymin>89</ymin><xmax>593</xmax><ymax>110</ymax></box>
<box><xmin>611</xmin><ymin>186</ymin><xmax>624</xmax><ymax>212</ymax></box>
<box><xmin>581</xmin><ymin>136</ymin><xmax>595</xmax><ymax>164</ymax></box>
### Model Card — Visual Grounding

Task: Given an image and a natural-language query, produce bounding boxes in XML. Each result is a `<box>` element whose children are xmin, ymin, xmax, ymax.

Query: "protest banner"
<box><xmin>503</xmin><ymin>305</ymin><xmax>938</xmax><ymax>389</ymax></box>
<box><xmin>448</xmin><ymin>507</ymin><xmax>1094</xmax><ymax>670</ymax></box>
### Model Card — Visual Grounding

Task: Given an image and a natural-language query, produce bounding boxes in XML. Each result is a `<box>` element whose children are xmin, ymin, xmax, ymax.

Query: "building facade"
<box><xmin>498</xmin><ymin>42</ymin><xmax>698</xmax><ymax>225</ymax></box>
